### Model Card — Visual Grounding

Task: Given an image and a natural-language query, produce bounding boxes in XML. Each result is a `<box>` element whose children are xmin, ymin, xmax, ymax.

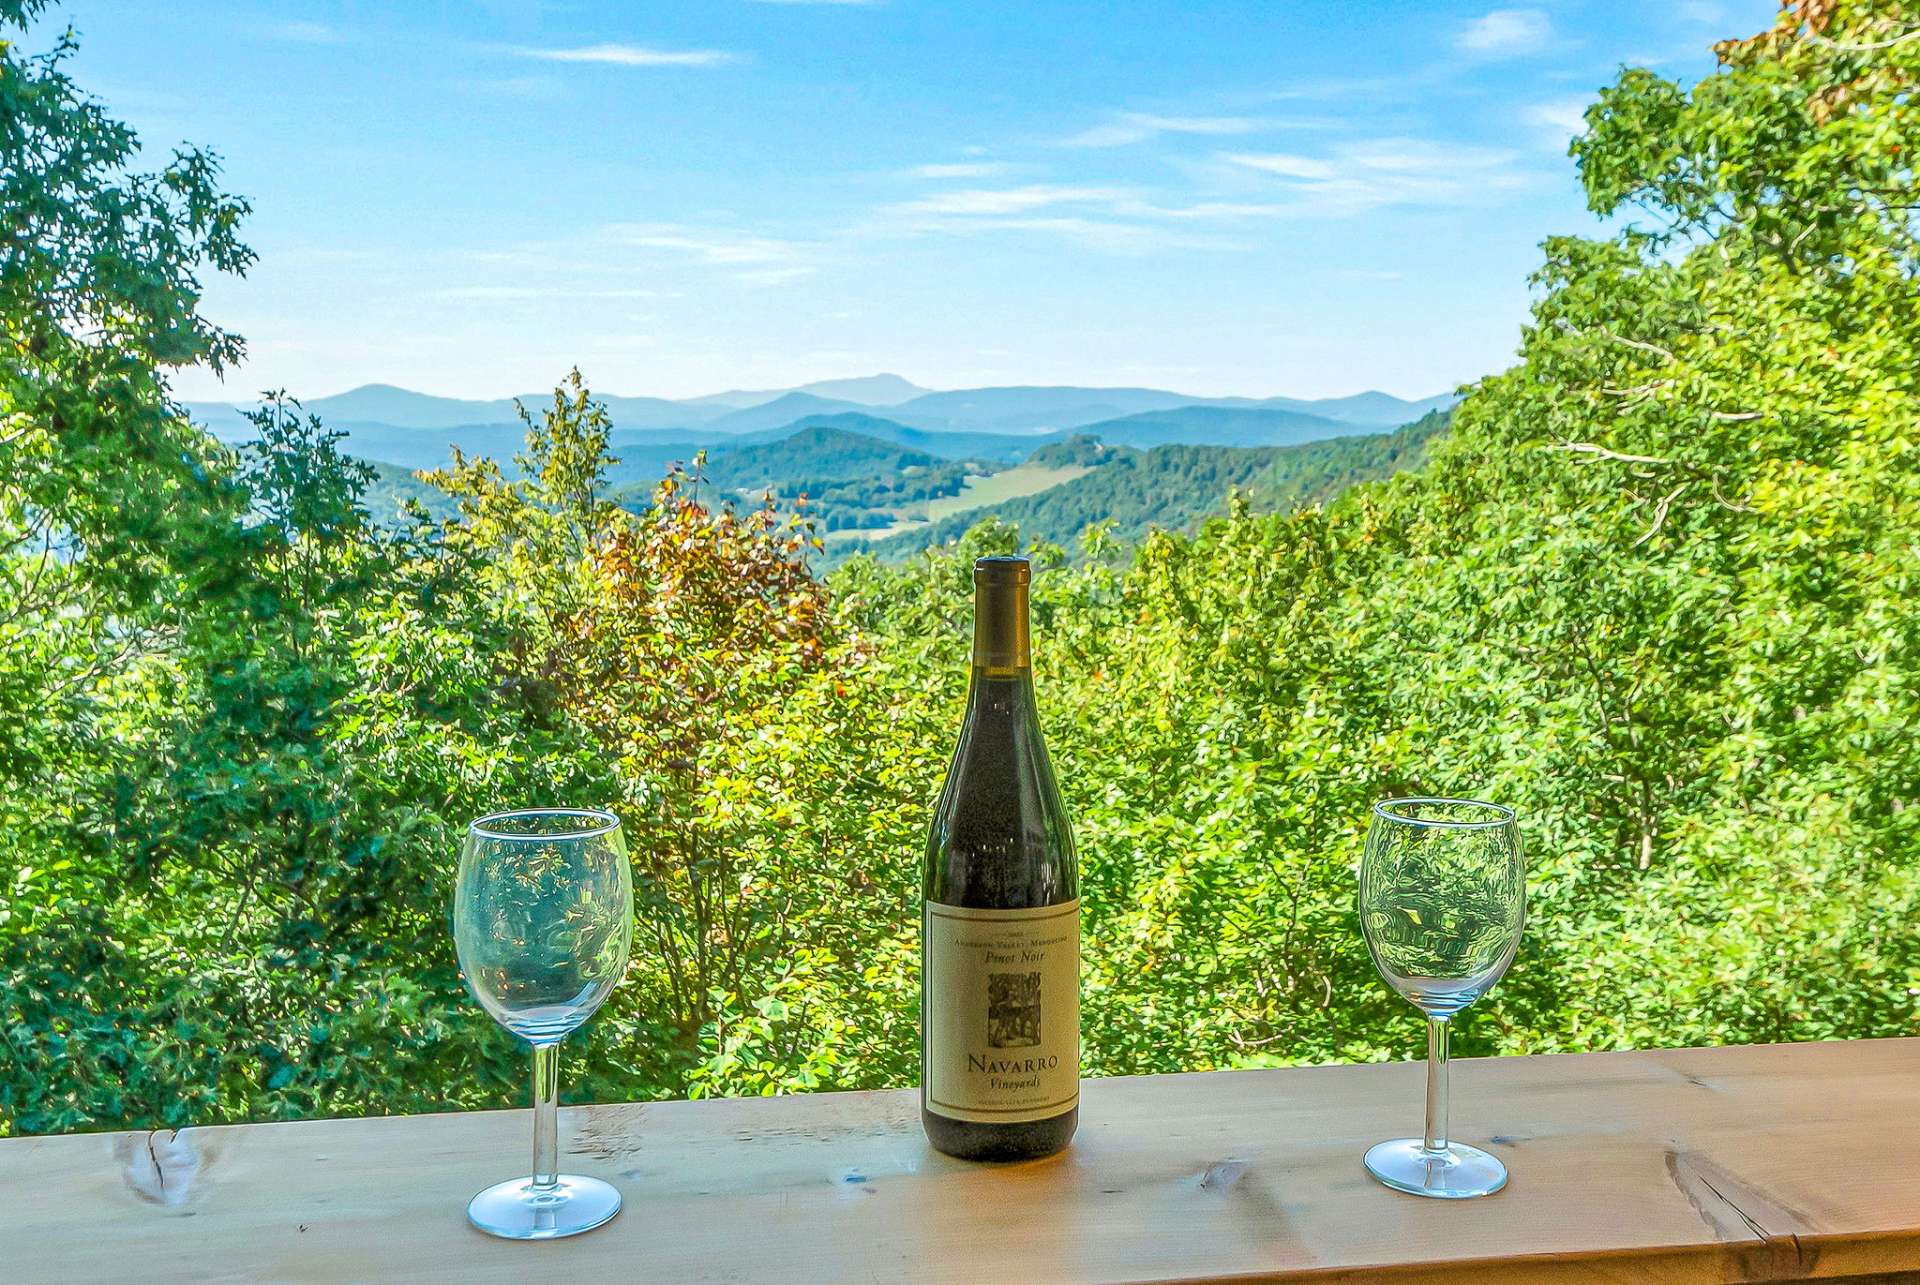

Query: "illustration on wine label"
<box><xmin>988</xmin><ymin>972</ymin><xmax>1040</xmax><ymax>1048</ymax></box>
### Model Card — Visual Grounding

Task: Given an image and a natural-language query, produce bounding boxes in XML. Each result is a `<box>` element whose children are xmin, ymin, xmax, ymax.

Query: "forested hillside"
<box><xmin>673</xmin><ymin>427</ymin><xmax>986</xmax><ymax>533</ymax></box>
<box><xmin>1246</xmin><ymin>410</ymin><xmax>1443</xmax><ymax>511</ymax></box>
<box><xmin>1061</xmin><ymin>404</ymin><xmax>1394</xmax><ymax>450</ymax></box>
<box><xmin>3</xmin><ymin>0</ymin><xmax>1916</xmax><ymax>1138</ymax></box>
<box><xmin>362</xmin><ymin>458</ymin><xmax>456</xmax><ymax>523</ymax></box>
<box><xmin>842</xmin><ymin>413</ymin><xmax>1449</xmax><ymax>560</ymax></box>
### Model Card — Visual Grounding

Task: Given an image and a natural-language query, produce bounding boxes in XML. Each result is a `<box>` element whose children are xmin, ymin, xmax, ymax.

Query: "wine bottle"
<box><xmin>921</xmin><ymin>555</ymin><xmax>1080</xmax><ymax>1161</ymax></box>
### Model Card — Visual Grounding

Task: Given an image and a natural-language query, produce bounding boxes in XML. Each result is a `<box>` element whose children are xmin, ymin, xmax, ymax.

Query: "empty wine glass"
<box><xmin>1357</xmin><ymin>797</ymin><xmax>1524</xmax><ymax>1199</ymax></box>
<box><xmin>454</xmin><ymin>808</ymin><xmax>633</xmax><ymax>1239</ymax></box>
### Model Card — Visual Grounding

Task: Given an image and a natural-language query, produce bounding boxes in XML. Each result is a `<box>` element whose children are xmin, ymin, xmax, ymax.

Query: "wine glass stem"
<box><xmin>531</xmin><ymin>1042</ymin><xmax>560</xmax><ymax>1192</ymax></box>
<box><xmin>1423</xmin><ymin>1016</ymin><xmax>1450</xmax><ymax>1156</ymax></box>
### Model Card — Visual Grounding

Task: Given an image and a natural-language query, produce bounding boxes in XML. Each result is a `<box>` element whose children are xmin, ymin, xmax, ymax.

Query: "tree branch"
<box><xmin>1602</xmin><ymin>331</ymin><xmax>1679</xmax><ymax>362</ymax></box>
<box><xmin>1549</xmin><ymin>442</ymin><xmax>1675</xmax><ymax>466</ymax></box>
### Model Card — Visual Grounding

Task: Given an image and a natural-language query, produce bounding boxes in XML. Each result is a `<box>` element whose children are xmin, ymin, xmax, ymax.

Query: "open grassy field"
<box><xmin>817</xmin><ymin>462</ymin><xmax>1094</xmax><ymax>545</ymax></box>
<box><xmin>818</xmin><ymin>517</ymin><xmax>927</xmax><ymax>545</ymax></box>
<box><xmin>924</xmin><ymin>463</ymin><xmax>1092</xmax><ymax>522</ymax></box>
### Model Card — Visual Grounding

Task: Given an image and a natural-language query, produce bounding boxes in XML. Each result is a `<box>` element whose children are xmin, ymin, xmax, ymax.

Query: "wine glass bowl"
<box><xmin>1359</xmin><ymin>798</ymin><xmax>1524</xmax><ymax>1016</ymax></box>
<box><xmin>456</xmin><ymin>809</ymin><xmax>632</xmax><ymax>1044</ymax></box>
<box><xmin>454</xmin><ymin>808</ymin><xmax>633</xmax><ymax>1240</ymax></box>
<box><xmin>1358</xmin><ymin>797</ymin><xmax>1524</xmax><ymax>1199</ymax></box>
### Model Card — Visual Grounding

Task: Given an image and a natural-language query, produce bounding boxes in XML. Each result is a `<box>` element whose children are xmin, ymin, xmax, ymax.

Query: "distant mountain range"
<box><xmin>683</xmin><ymin>373</ymin><xmax>928</xmax><ymax>409</ymax></box>
<box><xmin>184</xmin><ymin>375</ymin><xmax>1457</xmax><ymax>454</ymax></box>
<box><xmin>346</xmin><ymin>392</ymin><xmax>1457</xmax><ymax>561</ymax></box>
<box><xmin>188</xmin><ymin>375</ymin><xmax>1458</xmax><ymax>560</ymax></box>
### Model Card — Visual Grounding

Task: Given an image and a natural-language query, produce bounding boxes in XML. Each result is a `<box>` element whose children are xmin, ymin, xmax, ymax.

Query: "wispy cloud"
<box><xmin>909</xmin><ymin>162</ymin><xmax>1012</xmax><ymax>179</ymax></box>
<box><xmin>1677</xmin><ymin>0</ymin><xmax>1727</xmax><ymax>23</ymax></box>
<box><xmin>1456</xmin><ymin>9</ymin><xmax>1551</xmax><ymax>57</ymax></box>
<box><xmin>879</xmin><ymin>183</ymin><xmax>1260</xmax><ymax>255</ymax></box>
<box><xmin>1257</xmin><ymin>75</ymin><xmax>1409</xmax><ymax>105</ymax></box>
<box><xmin>733</xmin><ymin>266</ymin><xmax>819</xmax><ymax>286</ymax></box>
<box><xmin>902</xmin><ymin>190</ymin><xmax>1283</xmax><ymax>226</ymax></box>
<box><xmin>515</xmin><ymin>43</ymin><xmax>736</xmax><ymax>67</ymax></box>
<box><xmin>1221</xmin><ymin>152</ymin><xmax>1335</xmax><ymax>180</ymax></box>
<box><xmin>1223</xmin><ymin>138</ymin><xmax>1528</xmax><ymax>213</ymax></box>
<box><xmin>1340</xmin><ymin>139</ymin><xmax>1519</xmax><ymax>174</ymax></box>
<box><xmin>602</xmin><ymin>222</ymin><xmax>811</xmax><ymax>267</ymax></box>
<box><xmin>1059</xmin><ymin>112</ymin><xmax>1272</xmax><ymax>148</ymax></box>
<box><xmin>595</xmin><ymin>224</ymin><xmax>821</xmax><ymax>286</ymax></box>
<box><xmin>1525</xmin><ymin>96</ymin><xmax>1592</xmax><ymax>139</ymax></box>
<box><xmin>1121</xmin><ymin>200</ymin><xmax>1291</xmax><ymax>221</ymax></box>
<box><xmin>898</xmin><ymin>184</ymin><xmax>1128</xmax><ymax>216</ymax></box>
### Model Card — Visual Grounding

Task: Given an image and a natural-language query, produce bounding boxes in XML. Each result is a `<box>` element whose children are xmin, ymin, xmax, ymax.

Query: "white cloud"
<box><xmin>1223</xmin><ymin>138</ymin><xmax>1528</xmax><ymax>213</ymax></box>
<box><xmin>1258</xmin><ymin>76</ymin><xmax>1403</xmax><ymax>105</ymax></box>
<box><xmin>733</xmin><ymin>266</ymin><xmax>818</xmax><ymax>286</ymax></box>
<box><xmin>601</xmin><ymin>223</ymin><xmax>803</xmax><ymax>264</ymax></box>
<box><xmin>599</xmin><ymin>225</ymin><xmax>822</xmax><ymax>285</ymax></box>
<box><xmin>909</xmin><ymin>162</ymin><xmax>1012</xmax><ymax>179</ymax></box>
<box><xmin>1456</xmin><ymin>9</ymin><xmax>1551</xmax><ymax>56</ymax></box>
<box><xmin>1059</xmin><ymin>112</ymin><xmax>1269</xmax><ymax>148</ymax></box>
<box><xmin>1122</xmin><ymin>200</ymin><xmax>1291</xmax><ymax>221</ymax></box>
<box><xmin>899</xmin><ymin>184</ymin><xmax>1128</xmax><ymax>216</ymax></box>
<box><xmin>1525</xmin><ymin>97</ymin><xmax>1591</xmax><ymax>138</ymax></box>
<box><xmin>515</xmin><ymin>44</ymin><xmax>735</xmax><ymax>67</ymax></box>
<box><xmin>879</xmin><ymin>178</ymin><xmax>1309</xmax><ymax>253</ymax></box>
<box><xmin>1221</xmin><ymin>152</ymin><xmax>1336</xmax><ymax>180</ymax></box>
<box><xmin>1340</xmin><ymin>138</ymin><xmax>1517</xmax><ymax>174</ymax></box>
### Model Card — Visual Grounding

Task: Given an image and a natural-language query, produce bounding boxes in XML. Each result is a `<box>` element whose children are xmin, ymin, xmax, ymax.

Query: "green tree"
<box><xmin>0</xmin><ymin>0</ymin><xmax>255</xmax><ymax>1134</ymax></box>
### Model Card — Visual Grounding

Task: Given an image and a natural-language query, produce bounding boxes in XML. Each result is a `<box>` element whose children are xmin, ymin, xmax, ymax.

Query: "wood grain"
<box><xmin>5</xmin><ymin>1038</ymin><xmax>1919</xmax><ymax>1283</ymax></box>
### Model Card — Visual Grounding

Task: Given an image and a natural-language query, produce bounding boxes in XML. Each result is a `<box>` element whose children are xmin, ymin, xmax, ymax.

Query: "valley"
<box><xmin>189</xmin><ymin>378</ymin><xmax>1456</xmax><ymax>560</ymax></box>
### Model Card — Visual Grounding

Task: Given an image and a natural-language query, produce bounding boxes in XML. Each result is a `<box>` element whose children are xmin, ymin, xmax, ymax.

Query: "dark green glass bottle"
<box><xmin>921</xmin><ymin>556</ymin><xmax>1080</xmax><ymax>1161</ymax></box>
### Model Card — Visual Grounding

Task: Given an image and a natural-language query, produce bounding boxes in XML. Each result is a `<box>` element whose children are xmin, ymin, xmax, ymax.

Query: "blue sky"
<box><xmin>52</xmin><ymin>0</ymin><xmax>1764</xmax><ymax>402</ymax></box>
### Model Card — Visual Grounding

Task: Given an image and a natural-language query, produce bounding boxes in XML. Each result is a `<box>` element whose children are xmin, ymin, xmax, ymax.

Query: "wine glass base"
<box><xmin>466</xmin><ymin>1175</ymin><xmax>623</xmax><ymax>1240</ymax></box>
<box><xmin>1363</xmin><ymin>1139</ymin><xmax>1508</xmax><ymax>1199</ymax></box>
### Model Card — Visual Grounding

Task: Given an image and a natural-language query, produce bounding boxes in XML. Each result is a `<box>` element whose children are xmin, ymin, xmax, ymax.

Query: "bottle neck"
<box><xmin>971</xmin><ymin>578</ymin><xmax>1031</xmax><ymax>677</ymax></box>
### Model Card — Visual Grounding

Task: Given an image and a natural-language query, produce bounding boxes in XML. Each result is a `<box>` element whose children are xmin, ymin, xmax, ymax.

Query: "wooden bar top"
<box><xmin>5</xmin><ymin>1038</ymin><xmax>1919</xmax><ymax>1283</ymax></box>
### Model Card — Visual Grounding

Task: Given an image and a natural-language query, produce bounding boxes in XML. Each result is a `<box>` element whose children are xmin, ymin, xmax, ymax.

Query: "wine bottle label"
<box><xmin>922</xmin><ymin>899</ymin><xmax>1080</xmax><ymax>1124</ymax></box>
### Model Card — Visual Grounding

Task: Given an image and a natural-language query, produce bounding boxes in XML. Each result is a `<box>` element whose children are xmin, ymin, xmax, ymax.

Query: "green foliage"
<box><xmin>5</xmin><ymin>0</ymin><xmax>1919</xmax><ymax>1137</ymax></box>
